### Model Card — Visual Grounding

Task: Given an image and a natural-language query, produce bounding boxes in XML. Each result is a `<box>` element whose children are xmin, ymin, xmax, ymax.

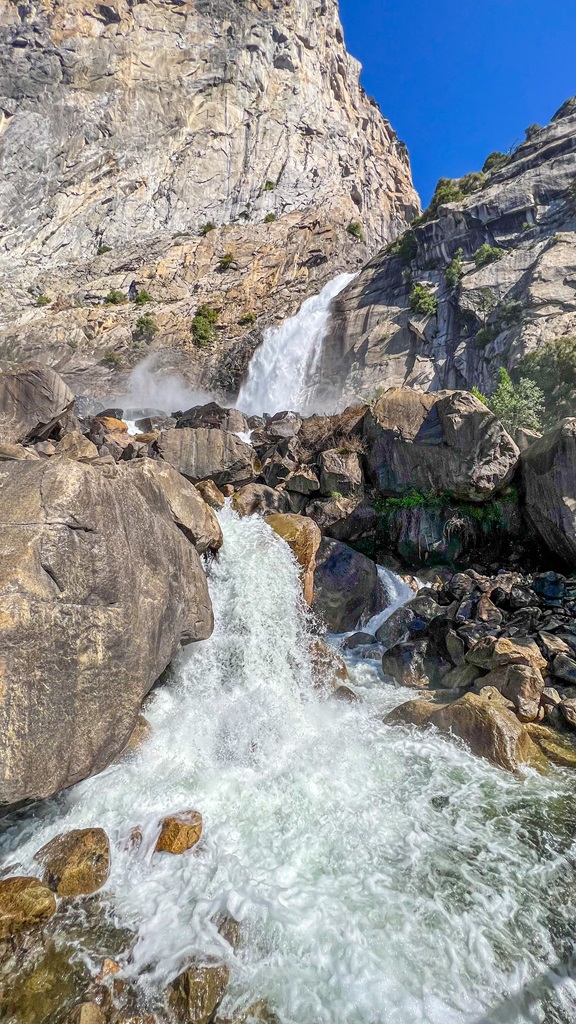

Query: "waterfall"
<box><xmin>364</xmin><ymin>566</ymin><xmax>422</xmax><ymax>635</ymax></box>
<box><xmin>236</xmin><ymin>273</ymin><xmax>355</xmax><ymax>417</ymax></box>
<box><xmin>2</xmin><ymin>507</ymin><xmax>575</xmax><ymax>1023</ymax></box>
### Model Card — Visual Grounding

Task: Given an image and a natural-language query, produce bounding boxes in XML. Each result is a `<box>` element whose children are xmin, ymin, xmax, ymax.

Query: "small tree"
<box><xmin>484</xmin><ymin>367</ymin><xmax>544</xmax><ymax>433</ymax></box>
<box><xmin>445</xmin><ymin>248</ymin><xmax>464</xmax><ymax>289</ymax></box>
<box><xmin>192</xmin><ymin>304</ymin><xmax>219</xmax><ymax>347</ymax></box>
<box><xmin>409</xmin><ymin>283</ymin><xmax>437</xmax><ymax>317</ymax></box>
<box><xmin>105</xmin><ymin>289</ymin><xmax>127</xmax><ymax>305</ymax></box>
<box><xmin>264</xmin><ymin>213</ymin><xmax>277</xmax><ymax>223</ymax></box>
<box><xmin>134</xmin><ymin>289</ymin><xmax>153</xmax><ymax>306</ymax></box>
<box><xmin>217</xmin><ymin>252</ymin><xmax>235</xmax><ymax>271</ymax></box>
<box><xmin>474</xmin><ymin>244</ymin><xmax>505</xmax><ymax>269</ymax></box>
<box><xmin>347</xmin><ymin>221</ymin><xmax>363</xmax><ymax>240</ymax></box>
<box><xmin>517</xmin><ymin>335</ymin><xmax>576</xmax><ymax>425</ymax></box>
<box><xmin>133</xmin><ymin>314</ymin><xmax>158</xmax><ymax>342</ymax></box>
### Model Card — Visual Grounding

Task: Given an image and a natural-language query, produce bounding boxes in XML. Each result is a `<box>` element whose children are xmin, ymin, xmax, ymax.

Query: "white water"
<box><xmin>236</xmin><ymin>273</ymin><xmax>355</xmax><ymax>417</ymax></box>
<box><xmin>2</xmin><ymin>508</ymin><xmax>575</xmax><ymax>1023</ymax></box>
<box><xmin>364</xmin><ymin>566</ymin><xmax>422</xmax><ymax>636</ymax></box>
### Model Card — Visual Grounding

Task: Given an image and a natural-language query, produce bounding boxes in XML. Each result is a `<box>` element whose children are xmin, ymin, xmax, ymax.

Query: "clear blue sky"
<box><xmin>339</xmin><ymin>0</ymin><xmax>576</xmax><ymax>206</ymax></box>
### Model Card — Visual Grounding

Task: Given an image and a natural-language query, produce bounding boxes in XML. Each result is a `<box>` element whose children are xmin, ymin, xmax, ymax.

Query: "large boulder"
<box><xmin>176</xmin><ymin>402</ymin><xmax>248</xmax><ymax>434</ymax></box>
<box><xmin>0</xmin><ymin>459</ymin><xmax>213</xmax><ymax>805</ymax></box>
<box><xmin>318</xmin><ymin>448</ymin><xmax>363</xmax><ymax>497</ymax></box>
<box><xmin>0</xmin><ymin>366</ymin><xmax>75</xmax><ymax>444</ymax></box>
<box><xmin>521</xmin><ymin>419</ymin><xmax>576</xmax><ymax>567</ymax></box>
<box><xmin>232</xmin><ymin>483</ymin><xmax>290</xmax><ymax>518</ymax></box>
<box><xmin>266</xmin><ymin>513</ymin><xmax>321</xmax><ymax>605</ymax></box>
<box><xmin>126</xmin><ymin>459</ymin><xmax>223</xmax><ymax>555</ymax></box>
<box><xmin>312</xmin><ymin>538</ymin><xmax>383</xmax><ymax>632</ymax></box>
<box><xmin>363</xmin><ymin>388</ymin><xmax>519</xmax><ymax>501</ymax></box>
<box><xmin>156</xmin><ymin>427</ymin><xmax>259</xmax><ymax>487</ymax></box>
<box><xmin>35</xmin><ymin>828</ymin><xmax>110</xmax><ymax>897</ymax></box>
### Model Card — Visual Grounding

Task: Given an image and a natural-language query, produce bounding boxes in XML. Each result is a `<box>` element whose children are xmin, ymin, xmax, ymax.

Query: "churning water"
<box><xmin>236</xmin><ymin>273</ymin><xmax>355</xmax><ymax>417</ymax></box>
<box><xmin>2</xmin><ymin>509</ymin><xmax>576</xmax><ymax>1023</ymax></box>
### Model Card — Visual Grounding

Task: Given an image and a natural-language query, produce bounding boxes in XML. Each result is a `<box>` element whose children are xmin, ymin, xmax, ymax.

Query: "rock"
<box><xmin>476</xmin><ymin>594</ymin><xmax>503</xmax><ymax>626</ymax></box>
<box><xmin>0</xmin><ymin>441</ymin><xmax>41</xmax><ymax>461</ymax></box>
<box><xmin>429</xmin><ymin>692</ymin><xmax>546</xmax><ymax>772</ymax></box>
<box><xmin>168</xmin><ymin>964</ymin><xmax>230</xmax><ymax>1024</ymax></box>
<box><xmin>155</xmin><ymin>812</ymin><xmax>203</xmax><ymax>855</ymax></box>
<box><xmin>195</xmin><ymin>480</ymin><xmax>226</xmax><ymax>510</ymax></box>
<box><xmin>363</xmin><ymin>389</ymin><xmax>518</xmax><ymax>501</ymax></box>
<box><xmin>232</xmin><ymin>484</ymin><xmax>290</xmax><ymax>518</ymax></box>
<box><xmin>36</xmin><ymin>828</ymin><xmax>110</xmax><ymax>897</ymax></box>
<box><xmin>156</xmin><ymin>428</ymin><xmax>260</xmax><ymax>489</ymax></box>
<box><xmin>54</xmin><ymin>430</ymin><xmax>99</xmax><ymax>462</ymax></box>
<box><xmin>68</xmin><ymin>1004</ymin><xmax>107</xmax><ymax>1024</ymax></box>
<box><xmin>342</xmin><ymin>631</ymin><xmax>376</xmax><ymax>649</ymax></box>
<box><xmin>122</xmin><ymin>715</ymin><xmax>152</xmax><ymax>756</ymax></box>
<box><xmin>476</xmin><ymin>686</ymin><xmax>515</xmax><ymax>710</ymax></box>
<box><xmin>332</xmin><ymin>684</ymin><xmax>359</xmax><ymax>702</ymax></box>
<box><xmin>93</xmin><ymin>416</ymin><xmax>129</xmax><ymax>433</ymax></box>
<box><xmin>479</xmin><ymin>663</ymin><xmax>545</xmax><ymax>722</ymax></box>
<box><xmin>375</xmin><ymin>606</ymin><xmax>417</xmax><ymax>650</ymax></box>
<box><xmin>560</xmin><ymin>698</ymin><xmax>576</xmax><ymax>728</ymax></box>
<box><xmin>525</xmin><ymin>723</ymin><xmax>576</xmax><ymax>768</ymax></box>
<box><xmin>382</xmin><ymin>640</ymin><xmax>429</xmax><ymax>687</ymax></box>
<box><xmin>176</xmin><ymin>403</ymin><xmax>248</xmax><ymax>434</ymax></box>
<box><xmin>384</xmin><ymin>698</ymin><xmax>437</xmax><ymax>729</ymax></box>
<box><xmin>465</xmin><ymin>636</ymin><xmax>547</xmax><ymax>674</ymax></box>
<box><xmin>266</xmin><ymin>411</ymin><xmax>303</xmax><ymax>438</ymax></box>
<box><xmin>306</xmin><ymin>495</ymin><xmax>365</xmax><ymax>534</ymax></box>
<box><xmin>318</xmin><ymin>449</ymin><xmax>363</xmax><ymax>497</ymax></box>
<box><xmin>538</xmin><ymin>631</ymin><xmax>571</xmax><ymax>659</ymax></box>
<box><xmin>309</xmin><ymin>639</ymin><xmax>350</xmax><ymax>690</ymax></box>
<box><xmin>446</xmin><ymin>629</ymin><xmax>466</xmax><ymax>665</ymax></box>
<box><xmin>126</xmin><ymin>459</ymin><xmax>223</xmax><ymax>555</ymax></box>
<box><xmin>312</xmin><ymin>537</ymin><xmax>384</xmax><ymax>632</ymax></box>
<box><xmin>0</xmin><ymin>366</ymin><xmax>75</xmax><ymax>444</ymax></box>
<box><xmin>284</xmin><ymin>467</ymin><xmax>320</xmax><ymax>495</ymax></box>
<box><xmin>0</xmin><ymin>877</ymin><xmax>57</xmax><ymax>939</ymax></box>
<box><xmin>0</xmin><ymin>459</ymin><xmax>212</xmax><ymax>805</ymax></box>
<box><xmin>439</xmin><ymin>662</ymin><xmax>483</xmax><ymax>690</ymax></box>
<box><xmin>266</xmin><ymin>513</ymin><xmax>321</xmax><ymax>605</ymax></box>
<box><xmin>522</xmin><ymin>420</ymin><xmax>576</xmax><ymax>568</ymax></box>
<box><xmin>515</xmin><ymin>427</ymin><xmax>542</xmax><ymax>452</ymax></box>
<box><xmin>551</xmin><ymin>652</ymin><xmax>576</xmax><ymax>684</ymax></box>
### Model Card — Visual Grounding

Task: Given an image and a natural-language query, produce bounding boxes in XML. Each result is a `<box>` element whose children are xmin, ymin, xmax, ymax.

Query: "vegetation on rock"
<box><xmin>104</xmin><ymin>290</ymin><xmax>127</xmax><ymax>305</ymax></box>
<box><xmin>133</xmin><ymin>314</ymin><xmax>158</xmax><ymax>342</ymax></box>
<box><xmin>409</xmin><ymin>283</ymin><xmax>437</xmax><ymax>316</ymax></box>
<box><xmin>35</xmin><ymin>294</ymin><xmax>51</xmax><ymax>306</ymax></box>
<box><xmin>347</xmin><ymin>221</ymin><xmax>363</xmax><ymax>240</ymax></box>
<box><xmin>517</xmin><ymin>335</ymin><xmax>576</xmax><ymax>424</ymax></box>
<box><xmin>445</xmin><ymin>248</ymin><xmax>464</xmax><ymax>288</ymax></box>
<box><xmin>217</xmin><ymin>252</ymin><xmax>235</xmax><ymax>271</ymax></box>
<box><xmin>474</xmin><ymin>243</ymin><xmax>506</xmax><ymax>268</ymax></box>
<box><xmin>192</xmin><ymin>304</ymin><xmax>219</xmax><ymax>347</ymax></box>
<box><xmin>474</xmin><ymin>367</ymin><xmax>544</xmax><ymax>433</ymax></box>
<box><xmin>199</xmin><ymin>222</ymin><xmax>216</xmax><ymax>236</ymax></box>
<box><xmin>134</xmin><ymin>289</ymin><xmax>153</xmax><ymax>306</ymax></box>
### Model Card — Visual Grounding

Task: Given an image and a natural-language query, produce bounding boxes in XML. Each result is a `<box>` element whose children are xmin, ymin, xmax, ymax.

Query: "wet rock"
<box><xmin>332</xmin><ymin>684</ymin><xmax>359</xmax><ymax>702</ymax></box>
<box><xmin>525</xmin><ymin>723</ymin><xmax>576</xmax><ymax>768</ymax></box>
<box><xmin>446</xmin><ymin>629</ymin><xmax>466</xmax><ymax>666</ymax></box>
<box><xmin>155</xmin><ymin>811</ymin><xmax>203</xmax><ymax>855</ymax></box>
<box><xmin>176</xmin><ymin>403</ymin><xmax>248</xmax><ymax>434</ymax></box>
<box><xmin>195</xmin><ymin>479</ymin><xmax>226</xmax><ymax>510</ymax></box>
<box><xmin>266</xmin><ymin>513</ymin><xmax>321</xmax><ymax>605</ymax></box>
<box><xmin>384</xmin><ymin>698</ymin><xmax>437</xmax><ymax>729</ymax></box>
<box><xmin>0</xmin><ymin>365</ymin><xmax>75</xmax><ymax>444</ymax></box>
<box><xmin>215</xmin><ymin>999</ymin><xmax>281</xmax><ymax>1024</ymax></box>
<box><xmin>1</xmin><ymin>939</ymin><xmax>91</xmax><ymax>1024</ymax></box>
<box><xmin>439</xmin><ymin>662</ymin><xmax>483</xmax><ymax>690</ymax></box>
<box><xmin>318</xmin><ymin>449</ymin><xmax>363</xmax><ymax>497</ymax></box>
<box><xmin>309</xmin><ymin>639</ymin><xmax>349</xmax><ymax>690</ymax></box>
<box><xmin>36</xmin><ymin>828</ymin><xmax>110</xmax><ymax>897</ymax></box>
<box><xmin>465</xmin><ymin>636</ymin><xmax>547</xmax><ymax>674</ymax></box>
<box><xmin>232</xmin><ymin>483</ymin><xmax>290</xmax><ymax>518</ymax></box>
<box><xmin>156</xmin><ymin>428</ymin><xmax>260</xmax><ymax>488</ymax></box>
<box><xmin>68</xmin><ymin>1003</ymin><xmax>107</xmax><ymax>1024</ymax></box>
<box><xmin>363</xmin><ymin>388</ymin><xmax>519</xmax><ymax>501</ymax></box>
<box><xmin>312</xmin><ymin>537</ymin><xmax>382</xmax><ymax>632</ymax></box>
<box><xmin>0</xmin><ymin>877</ymin><xmax>56</xmax><ymax>939</ymax></box>
<box><xmin>476</xmin><ymin>594</ymin><xmax>503</xmax><ymax>626</ymax></box>
<box><xmin>560</xmin><ymin>698</ymin><xmax>576</xmax><ymax>729</ymax></box>
<box><xmin>479</xmin><ymin>663</ymin><xmax>545</xmax><ymax>722</ymax></box>
<box><xmin>168</xmin><ymin>964</ymin><xmax>230</xmax><ymax>1024</ymax></box>
<box><xmin>538</xmin><ymin>631</ymin><xmax>571</xmax><ymax>659</ymax></box>
<box><xmin>0</xmin><ymin>459</ymin><xmax>213</xmax><ymax>805</ymax></box>
<box><xmin>382</xmin><ymin>640</ymin><xmax>429</xmax><ymax>688</ymax></box>
<box><xmin>433</xmin><ymin>693</ymin><xmax>545</xmax><ymax>771</ymax></box>
<box><xmin>342</xmin><ymin>631</ymin><xmax>376</xmax><ymax>649</ymax></box>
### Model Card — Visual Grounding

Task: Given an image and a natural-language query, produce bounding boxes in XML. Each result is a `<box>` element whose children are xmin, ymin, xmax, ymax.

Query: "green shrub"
<box><xmin>497</xmin><ymin>299</ymin><xmax>523</xmax><ymax>327</ymax></box>
<box><xmin>96</xmin><ymin>244</ymin><xmax>112</xmax><ymax>255</ymax></box>
<box><xmin>264</xmin><ymin>180</ymin><xmax>276</xmax><ymax>192</ymax></box>
<box><xmin>482</xmin><ymin>151</ymin><xmax>511</xmax><ymax>173</ymax></box>
<box><xmin>217</xmin><ymin>252</ymin><xmax>235</xmax><ymax>271</ymax></box>
<box><xmin>35</xmin><ymin>294</ymin><xmax>51</xmax><ymax>307</ymax></box>
<box><xmin>347</xmin><ymin>221</ymin><xmax>363</xmax><ymax>240</ymax></box>
<box><xmin>522</xmin><ymin>221</ymin><xmax>533</xmax><ymax>231</ymax></box>
<box><xmin>104</xmin><ymin>289</ymin><xmax>127</xmax><ymax>305</ymax></box>
<box><xmin>389</xmin><ymin>228</ymin><xmax>418</xmax><ymax>264</ymax></box>
<box><xmin>264</xmin><ymin>213</ymin><xmax>277</xmax><ymax>223</ymax></box>
<box><xmin>200</xmin><ymin>222</ymin><xmax>216</xmax><ymax>236</ymax></box>
<box><xmin>483</xmin><ymin>367</ymin><xmax>544</xmax><ymax>433</ymax></box>
<box><xmin>471</xmin><ymin>385</ymin><xmax>487</xmax><ymax>404</ymax></box>
<box><xmin>475</xmin><ymin>325</ymin><xmax>498</xmax><ymax>348</ymax></box>
<box><xmin>409</xmin><ymin>283</ymin><xmax>437</xmax><ymax>317</ymax></box>
<box><xmin>238</xmin><ymin>312</ymin><xmax>256</xmax><ymax>326</ymax></box>
<box><xmin>458</xmin><ymin>171</ymin><xmax>486</xmax><ymax>194</ymax></box>
<box><xmin>445</xmin><ymin>248</ymin><xmax>464</xmax><ymax>289</ymax></box>
<box><xmin>133</xmin><ymin>314</ymin><xmax>158</xmax><ymax>342</ymax></box>
<box><xmin>134</xmin><ymin>289</ymin><xmax>153</xmax><ymax>306</ymax></box>
<box><xmin>102</xmin><ymin>349</ymin><xmax>123</xmax><ymax>367</ymax></box>
<box><xmin>473</xmin><ymin>244</ymin><xmax>506</xmax><ymax>269</ymax></box>
<box><xmin>517</xmin><ymin>335</ymin><xmax>576</xmax><ymax>425</ymax></box>
<box><xmin>192</xmin><ymin>304</ymin><xmax>219</xmax><ymax>347</ymax></box>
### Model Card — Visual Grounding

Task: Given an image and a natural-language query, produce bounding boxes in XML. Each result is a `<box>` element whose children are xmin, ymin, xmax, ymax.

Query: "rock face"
<box><xmin>156</xmin><ymin>428</ymin><xmax>259</xmax><ymax>488</ymax></box>
<box><xmin>266</xmin><ymin>513</ymin><xmax>321</xmax><ymax>605</ymax></box>
<box><xmin>0</xmin><ymin>366</ymin><xmax>75</xmax><ymax>443</ymax></box>
<box><xmin>314</xmin><ymin>101</ymin><xmax>576</xmax><ymax>403</ymax></box>
<box><xmin>521</xmin><ymin>419</ymin><xmax>576</xmax><ymax>567</ymax></box>
<box><xmin>363</xmin><ymin>388</ymin><xmax>519</xmax><ymax>500</ymax></box>
<box><xmin>0</xmin><ymin>0</ymin><xmax>417</xmax><ymax>396</ymax></box>
<box><xmin>0</xmin><ymin>458</ymin><xmax>213</xmax><ymax>805</ymax></box>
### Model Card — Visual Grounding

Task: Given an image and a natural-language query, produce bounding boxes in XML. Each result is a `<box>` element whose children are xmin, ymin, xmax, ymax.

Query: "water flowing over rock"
<box><xmin>0</xmin><ymin>458</ymin><xmax>213</xmax><ymax>806</ymax></box>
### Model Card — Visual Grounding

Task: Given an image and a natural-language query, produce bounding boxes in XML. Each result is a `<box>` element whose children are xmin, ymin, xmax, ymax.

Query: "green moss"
<box><xmin>264</xmin><ymin>180</ymin><xmax>276</xmax><ymax>192</ymax></box>
<box><xmin>35</xmin><ymin>294</ymin><xmax>51</xmax><ymax>307</ymax></box>
<box><xmin>200</xmin><ymin>222</ymin><xmax>216</xmax><ymax>236</ymax></box>
<box><xmin>373</xmin><ymin>488</ymin><xmax>519</xmax><ymax>533</ymax></box>
<box><xmin>192</xmin><ymin>304</ymin><xmax>219</xmax><ymax>347</ymax></box>
<box><xmin>96</xmin><ymin>244</ymin><xmax>112</xmax><ymax>255</ymax></box>
<box><xmin>238</xmin><ymin>312</ymin><xmax>256</xmax><ymax>326</ymax></box>
<box><xmin>264</xmin><ymin>213</ymin><xmax>277</xmax><ymax>223</ymax></box>
<box><xmin>102</xmin><ymin>349</ymin><xmax>123</xmax><ymax>367</ymax></box>
<box><xmin>104</xmin><ymin>289</ymin><xmax>127</xmax><ymax>305</ymax></box>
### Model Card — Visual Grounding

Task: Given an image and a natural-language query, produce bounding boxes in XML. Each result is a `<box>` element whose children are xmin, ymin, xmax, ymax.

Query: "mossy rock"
<box><xmin>36</xmin><ymin>828</ymin><xmax>110</xmax><ymax>898</ymax></box>
<box><xmin>525</xmin><ymin>723</ymin><xmax>576</xmax><ymax>768</ymax></box>
<box><xmin>0</xmin><ymin>876</ymin><xmax>56</xmax><ymax>939</ymax></box>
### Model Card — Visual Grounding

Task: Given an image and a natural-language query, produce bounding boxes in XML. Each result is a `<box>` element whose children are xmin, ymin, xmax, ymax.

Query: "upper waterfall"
<box><xmin>236</xmin><ymin>273</ymin><xmax>355</xmax><ymax>416</ymax></box>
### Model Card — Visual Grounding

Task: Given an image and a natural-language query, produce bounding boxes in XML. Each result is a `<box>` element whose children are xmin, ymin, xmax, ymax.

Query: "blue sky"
<box><xmin>339</xmin><ymin>0</ymin><xmax>576</xmax><ymax>206</ymax></box>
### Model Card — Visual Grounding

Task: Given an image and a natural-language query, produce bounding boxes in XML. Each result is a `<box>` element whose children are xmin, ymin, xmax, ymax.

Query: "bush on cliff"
<box><xmin>480</xmin><ymin>367</ymin><xmax>544</xmax><ymax>433</ymax></box>
<box><xmin>517</xmin><ymin>335</ymin><xmax>576</xmax><ymax>425</ymax></box>
<box><xmin>409</xmin><ymin>283</ymin><xmax>437</xmax><ymax>317</ymax></box>
<box><xmin>192</xmin><ymin>304</ymin><xmax>219</xmax><ymax>347</ymax></box>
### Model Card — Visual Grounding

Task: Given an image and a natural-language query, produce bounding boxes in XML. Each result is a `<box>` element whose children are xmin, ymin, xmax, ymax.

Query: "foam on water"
<box><xmin>2</xmin><ymin>508</ymin><xmax>576</xmax><ymax>1023</ymax></box>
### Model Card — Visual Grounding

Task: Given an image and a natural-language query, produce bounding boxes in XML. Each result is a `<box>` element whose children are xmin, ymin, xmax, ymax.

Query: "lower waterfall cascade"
<box><xmin>2</xmin><ymin>507</ymin><xmax>576</xmax><ymax>1023</ymax></box>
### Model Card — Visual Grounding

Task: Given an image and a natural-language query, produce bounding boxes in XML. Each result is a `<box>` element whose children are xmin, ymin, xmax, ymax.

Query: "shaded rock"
<box><xmin>375</xmin><ymin>606</ymin><xmax>417</xmax><ymax>650</ymax></box>
<box><xmin>168</xmin><ymin>964</ymin><xmax>230</xmax><ymax>1024</ymax></box>
<box><xmin>266</xmin><ymin>513</ymin><xmax>321</xmax><ymax>605</ymax></box>
<box><xmin>332</xmin><ymin>684</ymin><xmax>359</xmax><ymax>702</ymax></box>
<box><xmin>126</xmin><ymin>459</ymin><xmax>223</xmax><ymax>555</ymax></box>
<box><xmin>430</xmin><ymin>692</ymin><xmax>546</xmax><ymax>771</ymax></box>
<box><xmin>36</xmin><ymin>828</ymin><xmax>110</xmax><ymax>897</ymax></box>
<box><xmin>0</xmin><ymin>877</ymin><xmax>56</xmax><ymax>939</ymax></box>
<box><xmin>266</xmin><ymin>411</ymin><xmax>302</xmax><ymax>438</ymax></box>
<box><xmin>232</xmin><ymin>483</ymin><xmax>290</xmax><ymax>518</ymax></box>
<box><xmin>439</xmin><ymin>662</ymin><xmax>483</xmax><ymax>690</ymax></box>
<box><xmin>318</xmin><ymin>449</ymin><xmax>363</xmax><ymax>497</ymax></box>
<box><xmin>0</xmin><ymin>366</ymin><xmax>75</xmax><ymax>444</ymax></box>
<box><xmin>155</xmin><ymin>811</ymin><xmax>203</xmax><ymax>855</ymax></box>
<box><xmin>156</xmin><ymin>428</ymin><xmax>259</xmax><ymax>488</ymax></box>
<box><xmin>0</xmin><ymin>459</ymin><xmax>212</xmax><ymax>805</ymax></box>
<box><xmin>177</xmin><ymin>403</ymin><xmax>248</xmax><ymax>434</ymax></box>
<box><xmin>522</xmin><ymin>420</ymin><xmax>576</xmax><ymax>568</ymax></box>
<box><xmin>312</xmin><ymin>538</ymin><xmax>382</xmax><ymax>632</ymax></box>
<box><xmin>195</xmin><ymin>479</ymin><xmax>226</xmax><ymax>510</ymax></box>
<box><xmin>479</xmin><ymin>663</ymin><xmax>545</xmax><ymax>722</ymax></box>
<box><xmin>538</xmin><ymin>631</ymin><xmax>571</xmax><ymax>659</ymax></box>
<box><xmin>0</xmin><ymin>441</ymin><xmax>41</xmax><ymax>461</ymax></box>
<box><xmin>525</xmin><ymin>723</ymin><xmax>576</xmax><ymax>768</ymax></box>
<box><xmin>560</xmin><ymin>698</ymin><xmax>576</xmax><ymax>728</ymax></box>
<box><xmin>476</xmin><ymin>686</ymin><xmax>515</xmax><ymax>710</ymax></box>
<box><xmin>284</xmin><ymin>466</ymin><xmax>320</xmax><ymax>495</ymax></box>
<box><xmin>363</xmin><ymin>388</ymin><xmax>519</xmax><ymax>501</ymax></box>
<box><xmin>306</xmin><ymin>495</ymin><xmax>364</xmax><ymax>534</ymax></box>
<box><xmin>551</xmin><ymin>652</ymin><xmax>576</xmax><ymax>684</ymax></box>
<box><xmin>342</xmin><ymin>631</ymin><xmax>376</xmax><ymax>649</ymax></box>
<box><xmin>382</xmin><ymin>640</ymin><xmax>429</xmax><ymax>687</ymax></box>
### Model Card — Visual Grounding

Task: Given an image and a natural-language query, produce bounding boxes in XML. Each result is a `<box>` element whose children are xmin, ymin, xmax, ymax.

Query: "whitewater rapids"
<box><xmin>1</xmin><ymin>508</ymin><xmax>575</xmax><ymax>1023</ymax></box>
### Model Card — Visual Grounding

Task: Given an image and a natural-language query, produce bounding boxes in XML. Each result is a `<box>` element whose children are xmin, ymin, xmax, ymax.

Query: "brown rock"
<box><xmin>429</xmin><ymin>692</ymin><xmax>546</xmax><ymax>771</ymax></box>
<box><xmin>0</xmin><ymin>365</ymin><xmax>75</xmax><ymax>444</ymax></box>
<box><xmin>537</xmin><ymin>631</ymin><xmax>570</xmax><ymax>659</ymax></box>
<box><xmin>68</xmin><ymin>1003</ymin><xmax>107</xmax><ymax>1024</ymax></box>
<box><xmin>312</xmin><ymin>537</ymin><xmax>382</xmax><ymax>631</ymax></box>
<box><xmin>94</xmin><ymin>416</ymin><xmax>129</xmax><ymax>433</ymax></box>
<box><xmin>266</xmin><ymin>513</ymin><xmax>321</xmax><ymax>605</ymax></box>
<box><xmin>466</xmin><ymin>636</ymin><xmax>546</xmax><ymax>674</ymax></box>
<box><xmin>476</xmin><ymin>594</ymin><xmax>503</xmax><ymax>625</ymax></box>
<box><xmin>440</xmin><ymin>662</ymin><xmax>483</xmax><ymax>690</ymax></box>
<box><xmin>560</xmin><ymin>698</ymin><xmax>576</xmax><ymax>728</ymax></box>
<box><xmin>168</xmin><ymin>964</ymin><xmax>230</xmax><ymax>1024</ymax></box>
<box><xmin>156</xmin><ymin>428</ymin><xmax>259</xmax><ymax>488</ymax></box>
<box><xmin>195</xmin><ymin>480</ymin><xmax>226</xmax><ymax>510</ymax></box>
<box><xmin>0</xmin><ymin>876</ymin><xmax>57</xmax><ymax>939</ymax></box>
<box><xmin>318</xmin><ymin>448</ymin><xmax>363</xmax><ymax>497</ymax></box>
<box><xmin>382</xmin><ymin>640</ymin><xmax>430</xmax><ymax>688</ymax></box>
<box><xmin>36</xmin><ymin>828</ymin><xmax>110</xmax><ymax>897</ymax></box>
<box><xmin>126</xmin><ymin>459</ymin><xmax>223</xmax><ymax>555</ymax></box>
<box><xmin>525</xmin><ymin>723</ymin><xmax>576</xmax><ymax>768</ymax></box>
<box><xmin>54</xmin><ymin>430</ymin><xmax>99</xmax><ymax>462</ymax></box>
<box><xmin>232</xmin><ymin>483</ymin><xmax>290</xmax><ymax>518</ymax></box>
<box><xmin>155</xmin><ymin>811</ymin><xmax>203</xmax><ymax>855</ymax></box>
<box><xmin>309</xmin><ymin>639</ymin><xmax>349</xmax><ymax>690</ymax></box>
<box><xmin>478</xmin><ymin>663</ymin><xmax>545</xmax><ymax>721</ymax></box>
<box><xmin>0</xmin><ymin>441</ymin><xmax>41</xmax><ymax>461</ymax></box>
<box><xmin>384</xmin><ymin>698</ymin><xmax>437</xmax><ymax>729</ymax></box>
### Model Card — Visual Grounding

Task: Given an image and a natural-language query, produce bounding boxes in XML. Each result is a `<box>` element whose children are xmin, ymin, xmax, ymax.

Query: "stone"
<box><xmin>465</xmin><ymin>636</ymin><xmax>546</xmax><ymax>674</ymax></box>
<box><xmin>155</xmin><ymin>812</ymin><xmax>203</xmax><ymax>855</ymax></box>
<box><xmin>440</xmin><ymin>662</ymin><xmax>483</xmax><ymax>690</ymax></box>
<box><xmin>382</xmin><ymin>640</ymin><xmax>430</xmax><ymax>688</ymax></box>
<box><xmin>176</xmin><ymin>403</ymin><xmax>248</xmax><ymax>434</ymax></box>
<box><xmin>126</xmin><ymin>459</ymin><xmax>223</xmax><ymax>555</ymax></box>
<box><xmin>362</xmin><ymin>389</ymin><xmax>518</xmax><ymax>501</ymax></box>
<box><xmin>93</xmin><ymin>416</ymin><xmax>129</xmax><ymax>433</ymax></box>
<box><xmin>522</xmin><ymin>420</ymin><xmax>576</xmax><ymax>568</ymax></box>
<box><xmin>524</xmin><ymin>724</ymin><xmax>576</xmax><ymax>768</ymax></box>
<box><xmin>342</xmin><ymin>631</ymin><xmax>376</xmax><ymax>649</ymax></box>
<box><xmin>446</xmin><ymin>629</ymin><xmax>466</xmax><ymax>666</ymax></box>
<box><xmin>0</xmin><ymin>459</ymin><xmax>212</xmax><ymax>805</ymax></box>
<box><xmin>477</xmin><ymin>663</ymin><xmax>545</xmax><ymax>722</ymax></box>
<box><xmin>195</xmin><ymin>479</ymin><xmax>226</xmax><ymax>510</ymax></box>
<box><xmin>168</xmin><ymin>964</ymin><xmax>230</xmax><ymax>1024</ymax></box>
<box><xmin>384</xmin><ymin>698</ymin><xmax>437</xmax><ymax>729</ymax></box>
<box><xmin>476</xmin><ymin>594</ymin><xmax>503</xmax><ymax>625</ymax></box>
<box><xmin>266</xmin><ymin>412</ymin><xmax>303</xmax><ymax>438</ymax></box>
<box><xmin>54</xmin><ymin>430</ymin><xmax>99</xmax><ymax>462</ymax></box>
<box><xmin>36</xmin><ymin>828</ymin><xmax>110</xmax><ymax>897</ymax></box>
<box><xmin>232</xmin><ymin>484</ymin><xmax>290</xmax><ymax>518</ymax></box>
<box><xmin>375</xmin><ymin>606</ymin><xmax>416</xmax><ymax>650</ymax></box>
<box><xmin>551</xmin><ymin>653</ymin><xmax>576</xmax><ymax>684</ymax></box>
<box><xmin>0</xmin><ymin>441</ymin><xmax>41</xmax><ymax>461</ymax></box>
<box><xmin>68</xmin><ymin>1004</ymin><xmax>107</xmax><ymax>1024</ymax></box>
<box><xmin>266</xmin><ymin>513</ymin><xmax>321</xmax><ymax>605</ymax></box>
<box><xmin>284</xmin><ymin>467</ymin><xmax>320</xmax><ymax>495</ymax></box>
<box><xmin>0</xmin><ymin>365</ymin><xmax>75</xmax><ymax>444</ymax></box>
<box><xmin>156</xmin><ymin>428</ymin><xmax>260</xmax><ymax>489</ymax></box>
<box><xmin>0</xmin><ymin>877</ymin><xmax>57</xmax><ymax>939</ymax></box>
<box><xmin>309</xmin><ymin>639</ymin><xmax>350</xmax><ymax>690</ymax></box>
<box><xmin>429</xmin><ymin>693</ymin><xmax>546</xmax><ymax>772</ymax></box>
<box><xmin>560</xmin><ymin>698</ymin><xmax>576</xmax><ymax>728</ymax></box>
<box><xmin>332</xmin><ymin>684</ymin><xmax>359</xmax><ymax>702</ymax></box>
<box><xmin>312</xmin><ymin>537</ymin><xmax>382</xmax><ymax>632</ymax></box>
<box><xmin>538</xmin><ymin>631</ymin><xmax>571</xmax><ymax>659</ymax></box>
<box><xmin>318</xmin><ymin>449</ymin><xmax>363</xmax><ymax>497</ymax></box>
<box><xmin>476</xmin><ymin>686</ymin><xmax>515</xmax><ymax>710</ymax></box>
